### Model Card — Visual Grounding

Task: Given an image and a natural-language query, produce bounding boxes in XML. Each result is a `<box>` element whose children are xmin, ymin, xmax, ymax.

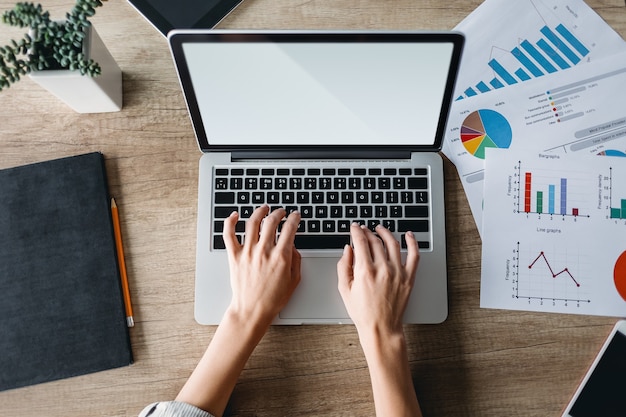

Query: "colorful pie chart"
<box><xmin>461</xmin><ymin>109</ymin><xmax>513</xmax><ymax>159</ymax></box>
<box><xmin>615</xmin><ymin>251</ymin><xmax>626</xmax><ymax>302</ymax></box>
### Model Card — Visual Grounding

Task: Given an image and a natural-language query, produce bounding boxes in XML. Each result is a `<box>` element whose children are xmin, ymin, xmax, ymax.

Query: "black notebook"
<box><xmin>0</xmin><ymin>152</ymin><xmax>133</xmax><ymax>391</ymax></box>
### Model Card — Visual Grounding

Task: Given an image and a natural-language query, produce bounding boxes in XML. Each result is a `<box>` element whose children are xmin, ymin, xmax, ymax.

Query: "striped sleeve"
<box><xmin>139</xmin><ymin>401</ymin><xmax>215</xmax><ymax>417</ymax></box>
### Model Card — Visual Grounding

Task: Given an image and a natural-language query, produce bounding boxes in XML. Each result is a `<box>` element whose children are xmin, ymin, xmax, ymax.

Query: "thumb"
<box><xmin>337</xmin><ymin>244</ymin><xmax>354</xmax><ymax>296</ymax></box>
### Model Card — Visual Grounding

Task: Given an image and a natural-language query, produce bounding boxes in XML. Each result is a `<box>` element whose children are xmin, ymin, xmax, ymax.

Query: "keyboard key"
<box><xmin>267</xmin><ymin>192</ymin><xmax>280</xmax><ymax>204</ymax></box>
<box><xmin>215</xmin><ymin>168</ymin><xmax>229</xmax><ymax>176</ymax></box>
<box><xmin>401</xmin><ymin>234</ymin><xmax>430</xmax><ymax>249</ymax></box>
<box><xmin>292</xmin><ymin>168</ymin><xmax>305</xmax><ymax>175</ymax></box>
<box><xmin>398</xmin><ymin>220</ymin><xmax>429</xmax><ymax>232</ymax></box>
<box><xmin>386</xmin><ymin>192</ymin><xmax>399</xmax><ymax>204</ymax></box>
<box><xmin>323</xmin><ymin>168</ymin><xmax>336</xmax><ymax>175</ymax></box>
<box><xmin>231</xmin><ymin>169</ymin><xmax>244</xmax><ymax>176</ymax></box>
<box><xmin>375</xmin><ymin>206</ymin><xmax>388</xmax><ymax>218</ymax></box>
<box><xmin>341</xmin><ymin>192</ymin><xmax>354</xmax><ymax>204</ymax></box>
<box><xmin>230</xmin><ymin>178</ymin><xmax>242</xmax><ymax>189</ymax></box>
<box><xmin>382</xmin><ymin>219</ymin><xmax>395</xmax><ymax>231</ymax></box>
<box><xmin>338</xmin><ymin>168</ymin><xmax>351</xmax><ymax>175</ymax></box>
<box><xmin>308</xmin><ymin>220</ymin><xmax>321</xmax><ymax>232</ymax></box>
<box><xmin>290</xmin><ymin>178</ymin><xmax>302</xmax><ymax>189</ymax></box>
<box><xmin>408</xmin><ymin>177</ymin><xmax>428</xmax><ymax>189</ymax></box>
<box><xmin>294</xmin><ymin>234</ymin><xmax>350</xmax><ymax>249</ymax></box>
<box><xmin>393</xmin><ymin>177</ymin><xmax>406</xmax><ymax>189</ymax></box>
<box><xmin>323</xmin><ymin>221</ymin><xmax>336</xmax><ymax>232</ymax></box>
<box><xmin>237</xmin><ymin>192</ymin><xmax>250</xmax><ymax>204</ymax></box>
<box><xmin>215</xmin><ymin>178</ymin><xmax>228</xmax><ymax>190</ymax></box>
<box><xmin>378</xmin><ymin>177</ymin><xmax>391</xmax><ymax>189</ymax></box>
<box><xmin>261</xmin><ymin>168</ymin><xmax>274</xmax><ymax>175</ymax></box>
<box><xmin>330</xmin><ymin>206</ymin><xmax>343</xmax><ymax>218</ymax></box>
<box><xmin>301</xmin><ymin>206</ymin><xmax>313</xmax><ymax>218</ymax></box>
<box><xmin>275</xmin><ymin>178</ymin><xmax>288</xmax><ymax>189</ymax></box>
<box><xmin>360</xmin><ymin>206</ymin><xmax>373</xmax><ymax>218</ymax></box>
<box><xmin>215</xmin><ymin>206</ymin><xmax>237</xmax><ymax>218</ymax></box>
<box><xmin>334</xmin><ymin>178</ymin><xmax>347</xmax><ymax>189</ymax></box>
<box><xmin>405</xmin><ymin>206</ymin><xmax>429</xmax><ymax>218</ymax></box>
<box><xmin>245</xmin><ymin>178</ymin><xmax>257</xmax><ymax>189</ymax></box>
<box><xmin>316</xmin><ymin>206</ymin><xmax>328</xmax><ymax>218</ymax></box>
<box><xmin>399</xmin><ymin>168</ymin><xmax>411</xmax><ymax>176</ymax></box>
<box><xmin>416</xmin><ymin>191</ymin><xmax>428</xmax><ymax>203</ymax></box>
<box><xmin>214</xmin><ymin>192</ymin><xmax>235</xmax><ymax>204</ymax></box>
<box><xmin>297</xmin><ymin>192</ymin><xmax>309</xmax><ymax>203</ymax></box>
<box><xmin>384</xmin><ymin>168</ymin><xmax>397</xmax><ymax>175</ymax></box>
<box><xmin>252</xmin><ymin>192</ymin><xmax>264</xmax><ymax>204</ymax></box>
<box><xmin>241</xmin><ymin>206</ymin><xmax>253</xmax><ymax>218</ymax></box>
<box><xmin>414</xmin><ymin>168</ymin><xmax>428</xmax><ymax>176</ymax></box>
<box><xmin>338</xmin><ymin>220</ymin><xmax>351</xmax><ymax>232</ymax></box>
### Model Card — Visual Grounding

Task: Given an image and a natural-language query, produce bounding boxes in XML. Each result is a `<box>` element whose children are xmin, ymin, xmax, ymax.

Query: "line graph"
<box><xmin>513</xmin><ymin>242</ymin><xmax>590</xmax><ymax>305</ymax></box>
<box><xmin>528</xmin><ymin>251</ymin><xmax>581</xmax><ymax>287</ymax></box>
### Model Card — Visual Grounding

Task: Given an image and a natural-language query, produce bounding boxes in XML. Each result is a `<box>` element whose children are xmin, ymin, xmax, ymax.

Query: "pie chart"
<box><xmin>615</xmin><ymin>251</ymin><xmax>626</xmax><ymax>302</ymax></box>
<box><xmin>461</xmin><ymin>109</ymin><xmax>513</xmax><ymax>159</ymax></box>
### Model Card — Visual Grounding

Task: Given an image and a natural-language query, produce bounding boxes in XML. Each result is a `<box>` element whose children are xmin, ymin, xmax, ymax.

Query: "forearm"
<box><xmin>175</xmin><ymin>309</ymin><xmax>270</xmax><ymax>417</ymax></box>
<box><xmin>360</xmin><ymin>330</ymin><xmax>422</xmax><ymax>417</ymax></box>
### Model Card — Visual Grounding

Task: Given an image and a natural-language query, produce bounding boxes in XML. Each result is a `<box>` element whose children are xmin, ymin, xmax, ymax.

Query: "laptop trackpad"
<box><xmin>279</xmin><ymin>256</ymin><xmax>350</xmax><ymax>321</ymax></box>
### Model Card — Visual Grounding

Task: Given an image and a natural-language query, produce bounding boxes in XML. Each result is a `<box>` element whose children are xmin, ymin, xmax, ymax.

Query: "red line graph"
<box><xmin>528</xmin><ymin>251</ymin><xmax>581</xmax><ymax>287</ymax></box>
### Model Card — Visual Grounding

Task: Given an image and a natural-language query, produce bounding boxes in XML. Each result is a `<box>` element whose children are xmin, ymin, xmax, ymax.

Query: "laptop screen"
<box><xmin>169</xmin><ymin>31</ymin><xmax>464</xmax><ymax>153</ymax></box>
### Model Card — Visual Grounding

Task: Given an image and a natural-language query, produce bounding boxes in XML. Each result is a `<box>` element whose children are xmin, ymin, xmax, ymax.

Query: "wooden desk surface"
<box><xmin>1</xmin><ymin>1</ymin><xmax>624</xmax><ymax>416</ymax></box>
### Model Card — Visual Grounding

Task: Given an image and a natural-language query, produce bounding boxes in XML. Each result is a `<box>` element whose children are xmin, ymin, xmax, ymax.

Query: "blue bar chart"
<box><xmin>456</xmin><ymin>24</ymin><xmax>590</xmax><ymax>100</ymax></box>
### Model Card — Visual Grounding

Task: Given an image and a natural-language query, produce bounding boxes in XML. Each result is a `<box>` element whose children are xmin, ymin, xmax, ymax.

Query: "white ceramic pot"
<box><xmin>28</xmin><ymin>24</ymin><xmax>123</xmax><ymax>113</ymax></box>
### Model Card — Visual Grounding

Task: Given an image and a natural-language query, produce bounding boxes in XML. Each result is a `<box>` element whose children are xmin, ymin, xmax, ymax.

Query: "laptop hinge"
<box><xmin>230</xmin><ymin>150</ymin><xmax>413</xmax><ymax>161</ymax></box>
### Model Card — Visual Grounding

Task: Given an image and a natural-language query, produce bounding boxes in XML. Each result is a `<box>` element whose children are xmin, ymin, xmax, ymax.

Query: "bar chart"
<box><xmin>459</xmin><ymin>23</ymin><xmax>589</xmax><ymax>100</ymax></box>
<box><xmin>516</xmin><ymin>164</ymin><xmax>591</xmax><ymax>218</ymax></box>
<box><xmin>608</xmin><ymin>167</ymin><xmax>626</xmax><ymax>220</ymax></box>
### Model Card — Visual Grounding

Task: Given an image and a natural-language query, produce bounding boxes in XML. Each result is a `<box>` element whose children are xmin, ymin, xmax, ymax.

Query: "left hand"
<box><xmin>223</xmin><ymin>205</ymin><xmax>302</xmax><ymax>326</ymax></box>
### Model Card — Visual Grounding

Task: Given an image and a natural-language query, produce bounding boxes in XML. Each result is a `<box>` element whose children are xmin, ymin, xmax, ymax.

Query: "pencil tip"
<box><xmin>111</xmin><ymin>197</ymin><xmax>117</xmax><ymax>208</ymax></box>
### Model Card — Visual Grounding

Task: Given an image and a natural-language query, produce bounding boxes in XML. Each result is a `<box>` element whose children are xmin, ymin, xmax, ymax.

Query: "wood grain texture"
<box><xmin>0</xmin><ymin>0</ymin><xmax>623</xmax><ymax>416</ymax></box>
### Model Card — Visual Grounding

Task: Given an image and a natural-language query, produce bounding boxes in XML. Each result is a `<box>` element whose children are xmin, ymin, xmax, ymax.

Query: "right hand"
<box><xmin>337</xmin><ymin>224</ymin><xmax>419</xmax><ymax>341</ymax></box>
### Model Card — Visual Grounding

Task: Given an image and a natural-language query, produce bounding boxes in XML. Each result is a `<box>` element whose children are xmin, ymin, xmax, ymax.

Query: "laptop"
<box><xmin>168</xmin><ymin>30</ymin><xmax>464</xmax><ymax>324</ymax></box>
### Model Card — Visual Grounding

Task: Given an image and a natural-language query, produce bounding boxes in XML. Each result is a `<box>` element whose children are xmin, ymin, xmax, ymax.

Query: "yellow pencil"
<box><xmin>111</xmin><ymin>198</ymin><xmax>134</xmax><ymax>328</ymax></box>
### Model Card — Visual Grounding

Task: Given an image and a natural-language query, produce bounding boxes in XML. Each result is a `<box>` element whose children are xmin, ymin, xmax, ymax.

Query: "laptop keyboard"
<box><xmin>211</xmin><ymin>166</ymin><xmax>431</xmax><ymax>250</ymax></box>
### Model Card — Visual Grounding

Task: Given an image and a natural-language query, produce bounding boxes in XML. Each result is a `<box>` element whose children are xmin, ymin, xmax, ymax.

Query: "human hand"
<box><xmin>337</xmin><ymin>224</ymin><xmax>419</xmax><ymax>343</ymax></box>
<box><xmin>223</xmin><ymin>205</ymin><xmax>302</xmax><ymax>327</ymax></box>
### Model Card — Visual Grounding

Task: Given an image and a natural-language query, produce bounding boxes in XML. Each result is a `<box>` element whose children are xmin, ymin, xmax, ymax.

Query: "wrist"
<box><xmin>224</xmin><ymin>304</ymin><xmax>273</xmax><ymax>337</ymax></box>
<box><xmin>358</xmin><ymin>325</ymin><xmax>407</xmax><ymax>361</ymax></box>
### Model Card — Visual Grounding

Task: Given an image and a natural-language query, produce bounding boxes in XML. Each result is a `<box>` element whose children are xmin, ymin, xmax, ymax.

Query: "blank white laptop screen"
<box><xmin>182</xmin><ymin>41</ymin><xmax>454</xmax><ymax>146</ymax></box>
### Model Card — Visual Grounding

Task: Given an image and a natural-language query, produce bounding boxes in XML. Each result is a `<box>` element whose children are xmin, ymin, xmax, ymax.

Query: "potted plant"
<box><xmin>0</xmin><ymin>0</ymin><xmax>122</xmax><ymax>113</ymax></box>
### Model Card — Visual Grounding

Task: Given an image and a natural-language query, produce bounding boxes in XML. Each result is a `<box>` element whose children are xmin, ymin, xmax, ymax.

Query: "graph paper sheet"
<box><xmin>480</xmin><ymin>148</ymin><xmax>626</xmax><ymax>317</ymax></box>
<box><xmin>450</xmin><ymin>0</ymin><xmax>626</xmax><ymax>101</ymax></box>
<box><xmin>443</xmin><ymin>51</ymin><xmax>626</xmax><ymax>236</ymax></box>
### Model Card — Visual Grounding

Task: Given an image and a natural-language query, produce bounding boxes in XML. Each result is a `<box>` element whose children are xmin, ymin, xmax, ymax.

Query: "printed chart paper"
<box><xmin>443</xmin><ymin>52</ymin><xmax>626</xmax><ymax>235</ymax></box>
<box><xmin>451</xmin><ymin>0</ymin><xmax>626</xmax><ymax>101</ymax></box>
<box><xmin>480</xmin><ymin>149</ymin><xmax>626</xmax><ymax>317</ymax></box>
